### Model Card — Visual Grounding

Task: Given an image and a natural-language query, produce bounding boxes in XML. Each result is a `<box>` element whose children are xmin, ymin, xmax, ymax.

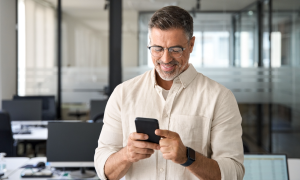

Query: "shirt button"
<box><xmin>160</xmin><ymin>168</ymin><xmax>164</xmax><ymax>172</ymax></box>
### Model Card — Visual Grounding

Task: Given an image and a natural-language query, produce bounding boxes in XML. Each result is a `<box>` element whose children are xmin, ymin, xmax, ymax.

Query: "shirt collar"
<box><xmin>151</xmin><ymin>63</ymin><xmax>198</xmax><ymax>88</ymax></box>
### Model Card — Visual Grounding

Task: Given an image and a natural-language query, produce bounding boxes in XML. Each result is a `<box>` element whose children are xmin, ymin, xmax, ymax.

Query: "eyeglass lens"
<box><xmin>150</xmin><ymin>47</ymin><xmax>183</xmax><ymax>58</ymax></box>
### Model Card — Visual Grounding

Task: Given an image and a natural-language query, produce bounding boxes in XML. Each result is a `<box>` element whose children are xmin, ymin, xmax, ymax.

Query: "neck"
<box><xmin>155</xmin><ymin>71</ymin><xmax>173</xmax><ymax>90</ymax></box>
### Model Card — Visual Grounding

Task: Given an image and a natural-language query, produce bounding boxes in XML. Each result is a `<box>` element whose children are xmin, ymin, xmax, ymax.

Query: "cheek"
<box><xmin>152</xmin><ymin>57</ymin><xmax>160</xmax><ymax>64</ymax></box>
<box><xmin>152</xmin><ymin>57</ymin><xmax>157</xmax><ymax>64</ymax></box>
<box><xmin>182</xmin><ymin>53</ymin><xmax>190</xmax><ymax>64</ymax></box>
<box><xmin>179</xmin><ymin>56</ymin><xmax>189</xmax><ymax>67</ymax></box>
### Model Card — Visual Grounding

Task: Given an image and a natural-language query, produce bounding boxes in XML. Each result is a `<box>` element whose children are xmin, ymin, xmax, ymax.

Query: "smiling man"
<box><xmin>94</xmin><ymin>6</ymin><xmax>244</xmax><ymax>180</ymax></box>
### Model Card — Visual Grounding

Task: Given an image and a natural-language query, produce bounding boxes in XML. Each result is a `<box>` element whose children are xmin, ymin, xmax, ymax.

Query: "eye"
<box><xmin>169</xmin><ymin>47</ymin><xmax>182</xmax><ymax>53</ymax></box>
<box><xmin>153</xmin><ymin>47</ymin><xmax>163</xmax><ymax>52</ymax></box>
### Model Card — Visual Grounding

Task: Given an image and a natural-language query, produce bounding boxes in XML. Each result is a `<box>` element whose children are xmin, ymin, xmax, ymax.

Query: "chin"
<box><xmin>156</xmin><ymin>66</ymin><xmax>180</xmax><ymax>81</ymax></box>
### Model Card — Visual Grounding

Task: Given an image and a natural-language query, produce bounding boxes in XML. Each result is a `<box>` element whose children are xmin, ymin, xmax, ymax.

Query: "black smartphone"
<box><xmin>135</xmin><ymin>117</ymin><xmax>160</xmax><ymax>144</ymax></box>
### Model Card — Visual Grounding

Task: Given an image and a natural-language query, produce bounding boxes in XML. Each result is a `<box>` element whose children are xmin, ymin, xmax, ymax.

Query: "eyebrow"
<box><xmin>150</xmin><ymin>44</ymin><xmax>184</xmax><ymax>48</ymax></box>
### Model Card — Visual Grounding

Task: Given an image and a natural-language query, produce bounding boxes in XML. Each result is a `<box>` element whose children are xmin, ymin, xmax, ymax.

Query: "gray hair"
<box><xmin>148</xmin><ymin>6</ymin><xmax>194</xmax><ymax>40</ymax></box>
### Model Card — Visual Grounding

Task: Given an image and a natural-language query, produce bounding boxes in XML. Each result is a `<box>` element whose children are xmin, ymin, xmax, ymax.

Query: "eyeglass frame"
<box><xmin>147</xmin><ymin>41</ymin><xmax>190</xmax><ymax>58</ymax></box>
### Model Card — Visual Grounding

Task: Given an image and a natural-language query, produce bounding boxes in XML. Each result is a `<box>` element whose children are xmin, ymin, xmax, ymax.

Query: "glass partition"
<box><xmin>61</xmin><ymin>0</ymin><xmax>108</xmax><ymax>120</ymax></box>
<box><xmin>17</xmin><ymin>0</ymin><xmax>57</xmax><ymax>97</ymax></box>
<box><xmin>271</xmin><ymin>9</ymin><xmax>300</xmax><ymax>157</ymax></box>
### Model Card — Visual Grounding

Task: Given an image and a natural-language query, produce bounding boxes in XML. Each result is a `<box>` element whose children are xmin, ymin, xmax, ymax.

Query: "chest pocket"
<box><xmin>169</xmin><ymin>114</ymin><xmax>211</xmax><ymax>156</ymax></box>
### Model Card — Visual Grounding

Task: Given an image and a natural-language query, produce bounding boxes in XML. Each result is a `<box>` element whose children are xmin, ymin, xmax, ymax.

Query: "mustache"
<box><xmin>155</xmin><ymin>59</ymin><xmax>179</xmax><ymax>66</ymax></box>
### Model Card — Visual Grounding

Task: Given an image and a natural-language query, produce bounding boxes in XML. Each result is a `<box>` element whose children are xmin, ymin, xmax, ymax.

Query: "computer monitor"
<box><xmin>47</xmin><ymin>122</ymin><xmax>103</xmax><ymax>178</ymax></box>
<box><xmin>244</xmin><ymin>154</ymin><xmax>289</xmax><ymax>180</ymax></box>
<box><xmin>2</xmin><ymin>100</ymin><xmax>42</xmax><ymax>121</ymax></box>
<box><xmin>13</xmin><ymin>95</ymin><xmax>56</xmax><ymax>120</ymax></box>
<box><xmin>90</xmin><ymin>99</ymin><xmax>107</xmax><ymax>120</ymax></box>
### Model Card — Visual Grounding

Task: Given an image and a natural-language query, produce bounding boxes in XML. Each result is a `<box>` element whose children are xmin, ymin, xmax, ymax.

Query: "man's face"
<box><xmin>149</xmin><ymin>28</ymin><xmax>195</xmax><ymax>81</ymax></box>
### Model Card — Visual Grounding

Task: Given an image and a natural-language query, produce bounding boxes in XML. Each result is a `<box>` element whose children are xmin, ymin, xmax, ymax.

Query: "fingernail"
<box><xmin>144</xmin><ymin>135</ymin><xmax>148</xmax><ymax>139</ymax></box>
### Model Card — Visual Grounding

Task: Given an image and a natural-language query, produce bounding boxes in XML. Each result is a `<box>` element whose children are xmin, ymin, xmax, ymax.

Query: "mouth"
<box><xmin>160</xmin><ymin>63</ymin><xmax>176</xmax><ymax>72</ymax></box>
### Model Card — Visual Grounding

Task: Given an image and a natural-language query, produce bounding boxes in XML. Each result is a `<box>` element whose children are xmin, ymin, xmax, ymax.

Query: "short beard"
<box><xmin>155</xmin><ymin>59</ymin><xmax>188</xmax><ymax>81</ymax></box>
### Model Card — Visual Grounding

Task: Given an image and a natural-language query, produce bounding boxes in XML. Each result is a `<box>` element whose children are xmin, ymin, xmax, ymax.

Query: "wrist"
<box><xmin>180</xmin><ymin>147</ymin><xmax>188</xmax><ymax>164</ymax></box>
<box><xmin>122</xmin><ymin>147</ymin><xmax>130</xmax><ymax>163</ymax></box>
<box><xmin>180</xmin><ymin>147</ymin><xmax>195</xmax><ymax>167</ymax></box>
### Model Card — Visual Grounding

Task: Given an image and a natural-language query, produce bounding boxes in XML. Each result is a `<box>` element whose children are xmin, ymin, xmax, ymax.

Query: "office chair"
<box><xmin>0</xmin><ymin>111</ymin><xmax>17</xmax><ymax>157</ymax></box>
<box><xmin>90</xmin><ymin>100</ymin><xmax>107</xmax><ymax>122</ymax></box>
<box><xmin>92</xmin><ymin>113</ymin><xmax>104</xmax><ymax>123</ymax></box>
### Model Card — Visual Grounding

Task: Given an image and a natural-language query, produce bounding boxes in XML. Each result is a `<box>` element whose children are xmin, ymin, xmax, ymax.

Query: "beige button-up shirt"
<box><xmin>94</xmin><ymin>64</ymin><xmax>245</xmax><ymax>180</ymax></box>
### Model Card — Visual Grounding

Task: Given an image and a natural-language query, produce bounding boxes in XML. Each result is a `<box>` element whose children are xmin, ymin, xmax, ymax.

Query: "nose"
<box><xmin>160</xmin><ymin>49</ymin><xmax>173</xmax><ymax>64</ymax></box>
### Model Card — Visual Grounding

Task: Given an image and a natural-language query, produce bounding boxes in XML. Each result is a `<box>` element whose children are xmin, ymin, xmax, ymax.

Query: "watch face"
<box><xmin>189</xmin><ymin>148</ymin><xmax>196</xmax><ymax>160</ymax></box>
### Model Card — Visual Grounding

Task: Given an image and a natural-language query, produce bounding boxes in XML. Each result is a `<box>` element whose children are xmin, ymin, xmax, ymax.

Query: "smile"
<box><xmin>160</xmin><ymin>64</ymin><xmax>176</xmax><ymax>72</ymax></box>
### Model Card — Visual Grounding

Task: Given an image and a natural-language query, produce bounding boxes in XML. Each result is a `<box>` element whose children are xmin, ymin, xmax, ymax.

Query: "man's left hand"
<box><xmin>155</xmin><ymin>129</ymin><xmax>187</xmax><ymax>164</ymax></box>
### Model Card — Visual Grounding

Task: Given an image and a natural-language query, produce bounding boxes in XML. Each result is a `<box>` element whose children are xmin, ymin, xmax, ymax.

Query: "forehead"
<box><xmin>150</xmin><ymin>28</ymin><xmax>187</xmax><ymax>46</ymax></box>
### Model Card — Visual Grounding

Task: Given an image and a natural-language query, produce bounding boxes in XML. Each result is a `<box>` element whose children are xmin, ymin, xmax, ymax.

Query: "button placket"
<box><xmin>157</xmin><ymin>152</ymin><xmax>166</xmax><ymax>180</ymax></box>
<box><xmin>158</xmin><ymin>81</ymin><xmax>183</xmax><ymax>180</ymax></box>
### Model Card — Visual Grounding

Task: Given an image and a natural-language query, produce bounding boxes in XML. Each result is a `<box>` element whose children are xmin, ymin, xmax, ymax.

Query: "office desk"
<box><xmin>5</xmin><ymin>157</ymin><xmax>299</xmax><ymax>180</ymax></box>
<box><xmin>12</xmin><ymin>120</ymin><xmax>84</xmax><ymax>140</ymax></box>
<box><xmin>11</xmin><ymin>120</ymin><xmax>84</xmax><ymax>126</ymax></box>
<box><xmin>13</xmin><ymin>127</ymin><xmax>48</xmax><ymax>140</ymax></box>
<box><xmin>7</xmin><ymin>157</ymin><xmax>100</xmax><ymax>180</ymax></box>
<box><xmin>2</xmin><ymin>157</ymin><xmax>29</xmax><ymax>179</ymax></box>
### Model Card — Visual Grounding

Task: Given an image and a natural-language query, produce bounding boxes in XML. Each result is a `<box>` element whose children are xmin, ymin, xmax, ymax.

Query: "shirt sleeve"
<box><xmin>94</xmin><ymin>84</ymin><xmax>124</xmax><ymax>180</ymax></box>
<box><xmin>211</xmin><ymin>89</ymin><xmax>245</xmax><ymax>180</ymax></box>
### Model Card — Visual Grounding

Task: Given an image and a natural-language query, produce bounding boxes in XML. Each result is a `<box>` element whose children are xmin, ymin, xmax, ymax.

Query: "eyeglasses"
<box><xmin>147</xmin><ymin>42</ymin><xmax>188</xmax><ymax>58</ymax></box>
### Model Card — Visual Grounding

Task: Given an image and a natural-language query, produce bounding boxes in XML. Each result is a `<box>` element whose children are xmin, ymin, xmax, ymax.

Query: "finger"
<box><xmin>162</xmin><ymin>153</ymin><xmax>172</xmax><ymax>160</ymax></box>
<box><xmin>155</xmin><ymin>129</ymin><xmax>178</xmax><ymax>139</ymax></box>
<box><xmin>132</xmin><ymin>141</ymin><xmax>160</xmax><ymax>150</ymax></box>
<box><xmin>132</xmin><ymin>147</ymin><xmax>154</xmax><ymax>155</ymax></box>
<box><xmin>160</xmin><ymin>146</ymin><xmax>172</xmax><ymax>154</ymax></box>
<box><xmin>130</xmin><ymin>132</ymin><xmax>148</xmax><ymax>141</ymax></box>
<box><xmin>159</xmin><ymin>138</ymin><xmax>171</xmax><ymax>147</ymax></box>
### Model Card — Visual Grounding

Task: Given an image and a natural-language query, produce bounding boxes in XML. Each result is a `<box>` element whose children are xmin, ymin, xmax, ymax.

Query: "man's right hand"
<box><xmin>124</xmin><ymin>132</ymin><xmax>160</xmax><ymax>162</ymax></box>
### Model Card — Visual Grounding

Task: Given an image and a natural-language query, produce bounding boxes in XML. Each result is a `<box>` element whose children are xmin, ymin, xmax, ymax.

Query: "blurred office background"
<box><xmin>0</xmin><ymin>0</ymin><xmax>299</xmax><ymax>158</ymax></box>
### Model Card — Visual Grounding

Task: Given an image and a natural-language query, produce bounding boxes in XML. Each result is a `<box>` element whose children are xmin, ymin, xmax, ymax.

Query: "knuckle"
<box><xmin>141</xmin><ymin>142</ymin><xmax>147</xmax><ymax>148</ymax></box>
<box><xmin>174</xmin><ymin>132</ymin><xmax>179</xmax><ymax>138</ymax></box>
<box><xmin>130</xmin><ymin>132</ymin><xmax>134</xmax><ymax>138</ymax></box>
<box><xmin>144</xmin><ymin>149</ymin><xmax>149</xmax><ymax>154</ymax></box>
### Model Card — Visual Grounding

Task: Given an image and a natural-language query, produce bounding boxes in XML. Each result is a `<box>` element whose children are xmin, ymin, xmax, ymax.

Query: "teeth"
<box><xmin>162</xmin><ymin>64</ymin><xmax>174</xmax><ymax>68</ymax></box>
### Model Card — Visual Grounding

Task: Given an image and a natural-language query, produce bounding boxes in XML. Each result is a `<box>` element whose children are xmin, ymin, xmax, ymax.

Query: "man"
<box><xmin>94</xmin><ymin>6</ymin><xmax>244</xmax><ymax>180</ymax></box>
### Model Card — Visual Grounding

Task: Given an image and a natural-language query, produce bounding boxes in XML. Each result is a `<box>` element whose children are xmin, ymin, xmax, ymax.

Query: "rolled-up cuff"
<box><xmin>94</xmin><ymin>150</ymin><xmax>117</xmax><ymax>180</ymax></box>
<box><xmin>215</xmin><ymin>157</ymin><xmax>244</xmax><ymax>180</ymax></box>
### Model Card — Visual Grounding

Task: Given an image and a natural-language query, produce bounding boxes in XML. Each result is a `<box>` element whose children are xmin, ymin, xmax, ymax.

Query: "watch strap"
<box><xmin>180</xmin><ymin>147</ymin><xmax>195</xmax><ymax>167</ymax></box>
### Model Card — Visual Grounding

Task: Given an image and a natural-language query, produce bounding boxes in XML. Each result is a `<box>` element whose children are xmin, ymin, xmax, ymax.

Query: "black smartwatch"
<box><xmin>180</xmin><ymin>147</ymin><xmax>195</xmax><ymax>167</ymax></box>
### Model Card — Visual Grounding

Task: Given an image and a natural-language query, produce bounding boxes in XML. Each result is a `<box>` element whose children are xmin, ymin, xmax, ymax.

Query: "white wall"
<box><xmin>122</xmin><ymin>10</ymin><xmax>139</xmax><ymax>67</ymax></box>
<box><xmin>62</xmin><ymin>10</ymin><xmax>139</xmax><ymax>68</ymax></box>
<box><xmin>0</xmin><ymin>0</ymin><xmax>17</xmax><ymax>108</ymax></box>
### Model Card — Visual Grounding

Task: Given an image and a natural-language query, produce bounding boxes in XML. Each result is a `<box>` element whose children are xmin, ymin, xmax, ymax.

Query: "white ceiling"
<box><xmin>46</xmin><ymin>0</ymin><xmax>262</xmax><ymax>11</ymax></box>
<box><xmin>45</xmin><ymin>0</ymin><xmax>300</xmax><ymax>11</ymax></box>
<box><xmin>44</xmin><ymin>0</ymin><xmax>300</xmax><ymax>32</ymax></box>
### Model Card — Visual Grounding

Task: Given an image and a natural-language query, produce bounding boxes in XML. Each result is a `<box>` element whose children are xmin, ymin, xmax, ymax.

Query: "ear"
<box><xmin>189</xmin><ymin>36</ymin><xmax>196</xmax><ymax>53</ymax></box>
